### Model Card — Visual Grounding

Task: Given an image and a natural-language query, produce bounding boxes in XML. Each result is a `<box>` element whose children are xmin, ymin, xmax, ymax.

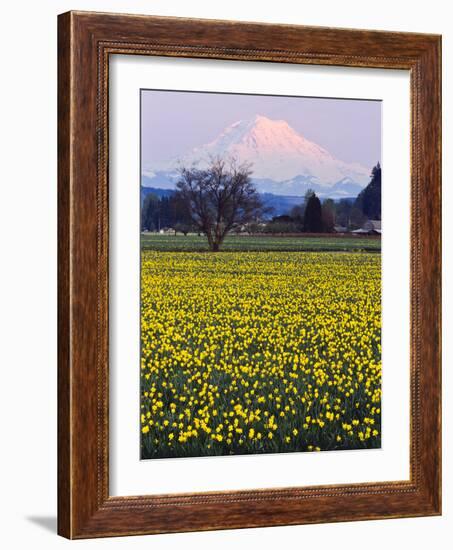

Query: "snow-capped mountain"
<box><xmin>143</xmin><ymin>115</ymin><xmax>372</xmax><ymax>198</ymax></box>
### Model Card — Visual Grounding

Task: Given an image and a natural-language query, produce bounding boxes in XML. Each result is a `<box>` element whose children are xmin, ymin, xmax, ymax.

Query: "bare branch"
<box><xmin>175</xmin><ymin>156</ymin><xmax>264</xmax><ymax>251</ymax></box>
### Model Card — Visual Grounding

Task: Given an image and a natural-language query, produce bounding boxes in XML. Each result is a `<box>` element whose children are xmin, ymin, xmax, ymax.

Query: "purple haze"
<box><xmin>141</xmin><ymin>89</ymin><xmax>381</xmax><ymax>171</ymax></box>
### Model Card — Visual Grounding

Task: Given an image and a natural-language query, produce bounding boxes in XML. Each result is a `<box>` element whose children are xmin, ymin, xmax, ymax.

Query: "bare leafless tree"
<box><xmin>175</xmin><ymin>157</ymin><xmax>265</xmax><ymax>251</ymax></box>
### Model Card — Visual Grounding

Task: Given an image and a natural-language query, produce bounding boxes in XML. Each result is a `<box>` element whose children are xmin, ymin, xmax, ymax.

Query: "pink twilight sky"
<box><xmin>141</xmin><ymin>89</ymin><xmax>381</xmax><ymax>171</ymax></box>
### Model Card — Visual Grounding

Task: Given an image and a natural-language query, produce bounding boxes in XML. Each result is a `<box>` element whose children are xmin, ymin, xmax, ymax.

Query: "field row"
<box><xmin>141</xmin><ymin>233</ymin><xmax>381</xmax><ymax>253</ymax></box>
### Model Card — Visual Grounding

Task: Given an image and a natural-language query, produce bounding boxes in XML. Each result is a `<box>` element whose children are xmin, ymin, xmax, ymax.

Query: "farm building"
<box><xmin>352</xmin><ymin>220</ymin><xmax>381</xmax><ymax>235</ymax></box>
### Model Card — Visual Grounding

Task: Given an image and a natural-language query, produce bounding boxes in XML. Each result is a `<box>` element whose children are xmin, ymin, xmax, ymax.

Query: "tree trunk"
<box><xmin>205</xmin><ymin>231</ymin><xmax>214</xmax><ymax>250</ymax></box>
<box><xmin>212</xmin><ymin>242</ymin><xmax>220</xmax><ymax>252</ymax></box>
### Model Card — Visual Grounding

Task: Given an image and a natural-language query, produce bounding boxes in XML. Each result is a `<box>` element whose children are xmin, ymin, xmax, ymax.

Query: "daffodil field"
<box><xmin>140</xmin><ymin>242</ymin><xmax>381</xmax><ymax>459</ymax></box>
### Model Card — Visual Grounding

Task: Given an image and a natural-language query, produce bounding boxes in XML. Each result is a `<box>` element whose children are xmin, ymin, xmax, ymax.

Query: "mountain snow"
<box><xmin>144</xmin><ymin>115</ymin><xmax>372</xmax><ymax>197</ymax></box>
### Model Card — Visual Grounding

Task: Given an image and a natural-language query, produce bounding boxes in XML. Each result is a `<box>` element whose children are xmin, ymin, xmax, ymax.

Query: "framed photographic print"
<box><xmin>58</xmin><ymin>11</ymin><xmax>441</xmax><ymax>538</ymax></box>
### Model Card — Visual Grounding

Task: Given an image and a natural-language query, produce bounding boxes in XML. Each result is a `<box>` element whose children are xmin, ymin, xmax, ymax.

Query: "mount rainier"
<box><xmin>142</xmin><ymin>115</ymin><xmax>373</xmax><ymax>199</ymax></box>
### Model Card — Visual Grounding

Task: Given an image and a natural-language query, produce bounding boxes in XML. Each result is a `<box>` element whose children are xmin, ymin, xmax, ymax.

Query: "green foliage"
<box><xmin>322</xmin><ymin>198</ymin><xmax>336</xmax><ymax>232</ymax></box>
<box><xmin>141</xmin><ymin>194</ymin><xmax>156</xmax><ymax>231</ymax></box>
<box><xmin>141</xmin><ymin>190</ymin><xmax>192</xmax><ymax>232</ymax></box>
<box><xmin>289</xmin><ymin>204</ymin><xmax>305</xmax><ymax>224</ymax></box>
<box><xmin>354</xmin><ymin>163</ymin><xmax>381</xmax><ymax>221</ymax></box>
<box><xmin>335</xmin><ymin>199</ymin><xmax>353</xmax><ymax>228</ymax></box>
<box><xmin>304</xmin><ymin>193</ymin><xmax>324</xmax><ymax>232</ymax></box>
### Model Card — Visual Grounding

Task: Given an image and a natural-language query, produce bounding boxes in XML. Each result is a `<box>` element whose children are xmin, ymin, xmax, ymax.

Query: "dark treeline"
<box><xmin>141</xmin><ymin>163</ymin><xmax>381</xmax><ymax>235</ymax></box>
<box><xmin>141</xmin><ymin>193</ymin><xmax>195</xmax><ymax>235</ymax></box>
<box><xmin>262</xmin><ymin>192</ymin><xmax>343</xmax><ymax>234</ymax></box>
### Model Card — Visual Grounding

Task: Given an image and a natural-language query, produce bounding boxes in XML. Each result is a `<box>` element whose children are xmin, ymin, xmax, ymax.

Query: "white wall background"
<box><xmin>0</xmin><ymin>1</ymin><xmax>450</xmax><ymax>548</ymax></box>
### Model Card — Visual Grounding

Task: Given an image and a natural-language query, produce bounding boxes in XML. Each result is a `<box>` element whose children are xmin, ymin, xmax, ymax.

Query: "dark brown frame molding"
<box><xmin>58</xmin><ymin>11</ymin><xmax>441</xmax><ymax>539</ymax></box>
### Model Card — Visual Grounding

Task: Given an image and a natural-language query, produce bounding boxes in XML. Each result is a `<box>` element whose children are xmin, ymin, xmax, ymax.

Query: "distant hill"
<box><xmin>142</xmin><ymin>166</ymin><xmax>363</xmax><ymax>208</ymax></box>
<box><xmin>141</xmin><ymin>186</ymin><xmax>175</xmax><ymax>204</ymax></box>
<box><xmin>260</xmin><ymin>193</ymin><xmax>310</xmax><ymax>217</ymax></box>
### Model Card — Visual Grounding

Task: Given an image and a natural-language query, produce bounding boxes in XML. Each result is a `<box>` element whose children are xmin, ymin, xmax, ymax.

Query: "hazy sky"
<box><xmin>141</xmin><ymin>89</ymin><xmax>381</xmax><ymax>170</ymax></box>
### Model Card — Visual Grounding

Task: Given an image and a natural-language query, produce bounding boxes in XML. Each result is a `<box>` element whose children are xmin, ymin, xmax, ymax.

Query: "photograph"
<box><xmin>49</xmin><ymin>7</ymin><xmax>441</xmax><ymax>540</ymax></box>
<box><xmin>140</xmin><ymin>90</ymin><xmax>382</xmax><ymax>460</ymax></box>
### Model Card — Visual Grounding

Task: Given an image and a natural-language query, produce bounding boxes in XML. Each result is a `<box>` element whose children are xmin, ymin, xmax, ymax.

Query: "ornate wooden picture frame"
<box><xmin>58</xmin><ymin>11</ymin><xmax>441</xmax><ymax>539</ymax></box>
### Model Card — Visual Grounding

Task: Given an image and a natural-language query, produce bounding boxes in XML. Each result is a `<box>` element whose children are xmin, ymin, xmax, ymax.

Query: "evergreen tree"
<box><xmin>304</xmin><ymin>193</ymin><xmax>323</xmax><ymax>232</ymax></box>
<box><xmin>355</xmin><ymin>162</ymin><xmax>382</xmax><ymax>220</ymax></box>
